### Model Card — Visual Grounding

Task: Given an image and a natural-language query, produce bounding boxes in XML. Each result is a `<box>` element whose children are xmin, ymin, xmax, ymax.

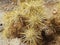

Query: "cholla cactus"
<box><xmin>2</xmin><ymin>0</ymin><xmax>53</xmax><ymax>45</ymax></box>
